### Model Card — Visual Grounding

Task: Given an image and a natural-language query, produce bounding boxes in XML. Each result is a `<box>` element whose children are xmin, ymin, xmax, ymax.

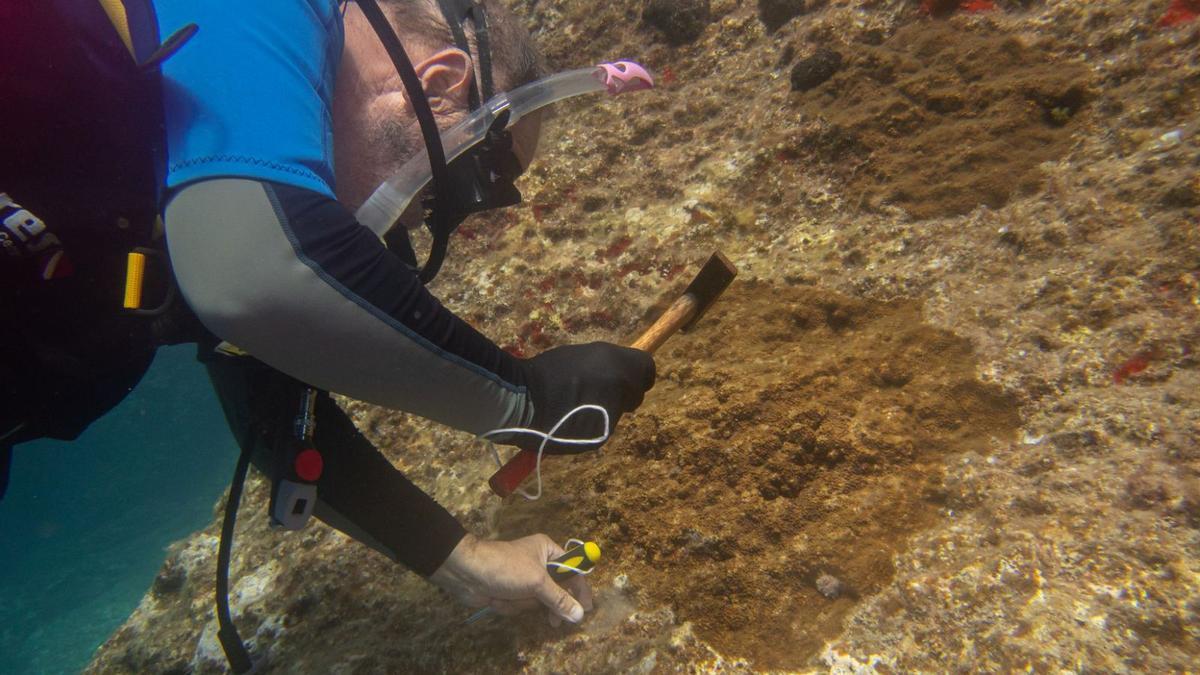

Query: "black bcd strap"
<box><xmin>215</xmin><ymin>443</ymin><xmax>257</xmax><ymax>674</ymax></box>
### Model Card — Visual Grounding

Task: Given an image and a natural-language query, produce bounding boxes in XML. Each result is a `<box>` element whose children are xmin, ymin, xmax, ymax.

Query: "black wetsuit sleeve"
<box><xmin>310</xmin><ymin>391</ymin><xmax>466</xmax><ymax>575</ymax></box>
<box><xmin>204</xmin><ymin>351</ymin><xmax>464</xmax><ymax>575</ymax></box>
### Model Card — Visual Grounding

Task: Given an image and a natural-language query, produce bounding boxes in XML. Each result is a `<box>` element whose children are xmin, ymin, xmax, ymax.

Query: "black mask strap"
<box><xmin>473</xmin><ymin>4</ymin><xmax>495</xmax><ymax>103</ymax></box>
<box><xmin>435</xmin><ymin>0</ymin><xmax>495</xmax><ymax>108</ymax></box>
<box><xmin>435</xmin><ymin>0</ymin><xmax>478</xmax><ymax>110</ymax></box>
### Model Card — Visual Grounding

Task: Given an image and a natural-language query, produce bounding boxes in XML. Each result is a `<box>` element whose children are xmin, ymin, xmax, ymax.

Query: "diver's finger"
<box><xmin>535</xmin><ymin>574</ymin><xmax>585</xmax><ymax>624</ymax></box>
<box><xmin>565</xmin><ymin>574</ymin><xmax>594</xmax><ymax>612</ymax></box>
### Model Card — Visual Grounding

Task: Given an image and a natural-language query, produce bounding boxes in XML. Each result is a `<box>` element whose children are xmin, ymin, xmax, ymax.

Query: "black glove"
<box><xmin>514</xmin><ymin>342</ymin><xmax>656</xmax><ymax>455</ymax></box>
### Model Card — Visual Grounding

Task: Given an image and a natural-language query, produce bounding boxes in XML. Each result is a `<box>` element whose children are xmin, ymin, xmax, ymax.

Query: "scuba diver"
<box><xmin>2</xmin><ymin>0</ymin><xmax>655</xmax><ymax>670</ymax></box>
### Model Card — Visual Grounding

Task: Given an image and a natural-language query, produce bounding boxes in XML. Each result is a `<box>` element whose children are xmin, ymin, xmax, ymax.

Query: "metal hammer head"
<box><xmin>681</xmin><ymin>251</ymin><xmax>738</xmax><ymax>332</ymax></box>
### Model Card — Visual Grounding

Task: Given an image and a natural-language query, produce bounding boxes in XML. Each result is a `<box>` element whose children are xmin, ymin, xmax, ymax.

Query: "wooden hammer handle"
<box><xmin>629</xmin><ymin>293</ymin><xmax>699</xmax><ymax>353</ymax></box>
<box><xmin>487</xmin><ymin>294</ymin><xmax>701</xmax><ymax>497</ymax></box>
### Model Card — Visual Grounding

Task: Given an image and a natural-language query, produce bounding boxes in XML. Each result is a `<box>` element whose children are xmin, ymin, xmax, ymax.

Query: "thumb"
<box><xmin>535</xmin><ymin>575</ymin><xmax>584</xmax><ymax>624</ymax></box>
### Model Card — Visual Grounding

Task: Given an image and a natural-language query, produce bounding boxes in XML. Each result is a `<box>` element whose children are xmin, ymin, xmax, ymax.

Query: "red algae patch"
<box><xmin>1159</xmin><ymin>0</ymin><xmax>1200</xmax><ymax>27</ymax></box>
<box><xmin>498</xmin><ymin>281</ymin><xmax>1019</xmax><ymax>669</ymax></box>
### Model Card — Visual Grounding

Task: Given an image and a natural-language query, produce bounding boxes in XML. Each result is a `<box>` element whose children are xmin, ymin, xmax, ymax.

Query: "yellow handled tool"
<box><xmin>546</xmin><ymin>540</ymin><xmax>601</xmax><ymax>583</ymax></box>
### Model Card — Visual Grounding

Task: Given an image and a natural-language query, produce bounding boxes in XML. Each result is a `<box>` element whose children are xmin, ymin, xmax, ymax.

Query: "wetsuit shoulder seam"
<box><xmin>170</xmin><ymin>155</ymin><xmax>325</xmax><ymax>183</ymax></box>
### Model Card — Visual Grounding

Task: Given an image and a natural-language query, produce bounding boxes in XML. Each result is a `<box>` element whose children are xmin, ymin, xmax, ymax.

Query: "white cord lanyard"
<box><xmin>478</xmin><ymin>404</ymin><xmax>611</xmax><ymax>500</ymax></box>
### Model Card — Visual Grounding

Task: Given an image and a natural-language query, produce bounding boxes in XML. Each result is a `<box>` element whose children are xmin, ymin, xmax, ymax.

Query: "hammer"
<box><xmin>489</xmin><ymin>251</ymin><xmax>738</xmax><ymax>497</ymax></box>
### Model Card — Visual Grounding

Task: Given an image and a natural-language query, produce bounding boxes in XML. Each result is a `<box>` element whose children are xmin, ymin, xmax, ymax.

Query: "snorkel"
<box><xmin>355</xmin><ymin>61</ymin><xmax>655</xmax><ymax>239</ymax></box>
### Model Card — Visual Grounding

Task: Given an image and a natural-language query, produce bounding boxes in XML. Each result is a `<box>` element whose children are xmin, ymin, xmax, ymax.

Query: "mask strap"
<box><xmin>435</xmin><ymin>0</ymin><xmax>478</xmax><ymax>110</ymax></box>
<box><xmin>471</xmin><ymin>4</ymin><xmax>495</xmax><ymax>103</ymax></box>
<box><xmin>436</xmin><ymin>0</ymin><xmax>496</xmax><ymax>110</ymax></box>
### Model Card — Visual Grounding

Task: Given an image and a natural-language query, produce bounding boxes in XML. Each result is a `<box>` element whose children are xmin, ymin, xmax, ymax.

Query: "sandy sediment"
<box><xmin>88</xmin><ymin>0</ymin><xmax>1198</xmax><ymax>672</ymax></box>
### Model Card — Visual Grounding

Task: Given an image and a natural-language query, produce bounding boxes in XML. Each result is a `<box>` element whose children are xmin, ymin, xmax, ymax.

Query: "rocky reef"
<box><xmin>89</xmin><ymin>0</ymin><xmax>1198</xmax><ymax>672</ymax></box>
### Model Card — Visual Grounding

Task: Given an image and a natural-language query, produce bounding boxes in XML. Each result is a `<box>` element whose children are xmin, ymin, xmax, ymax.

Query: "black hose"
<box><xmin>216</xmin><ymin>444</ymin><xmax>256</xmax><ymax>674</ymax></box>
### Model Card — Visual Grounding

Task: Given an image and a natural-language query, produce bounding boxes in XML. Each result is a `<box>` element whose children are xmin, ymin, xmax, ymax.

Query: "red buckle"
<box><xmin>294</xmin><ymin>448</ymin><xmax>323</xmax><ymax>482</ymax></box>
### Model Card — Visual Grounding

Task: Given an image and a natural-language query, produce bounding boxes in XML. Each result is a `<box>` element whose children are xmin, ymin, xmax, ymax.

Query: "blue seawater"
<box><xmin>0</xmin><ymin>344</ymin><xmax>239</xmax><ymax>674</ymax></box>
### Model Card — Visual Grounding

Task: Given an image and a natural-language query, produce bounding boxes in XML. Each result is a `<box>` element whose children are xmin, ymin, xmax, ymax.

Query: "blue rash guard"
<box><xmin>151</xmin><ymin>0</ymin><xmax>534</xmax><ymax>574</ymax></box>
<box><xmin>156</xmin><ymin>0</ymin><xmax>343</xmax><ymax>197</ymax></box>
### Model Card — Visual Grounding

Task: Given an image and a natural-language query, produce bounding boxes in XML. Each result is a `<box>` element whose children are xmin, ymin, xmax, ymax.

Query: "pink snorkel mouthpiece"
<box><xmin>595</xmin><ymin>61</ymin><xmax>655</xmax><ymax>95</ymax></box>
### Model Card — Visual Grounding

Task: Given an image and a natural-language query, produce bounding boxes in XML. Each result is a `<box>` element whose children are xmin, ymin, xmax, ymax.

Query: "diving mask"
<box><xmin>355</xmin><ymin>61</ymin><xmax>654</xmax><ymax>275</ymax></box>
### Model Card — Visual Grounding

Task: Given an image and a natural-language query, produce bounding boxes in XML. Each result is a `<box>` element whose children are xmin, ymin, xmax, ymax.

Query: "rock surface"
<box><xmin>789</xmin><ymin>46</ymin><xmax>842</xmax><ymax>92</ymax></box>
<box><xmin>759</xmin><ymin>0</ymin><xmax>812</xmax><ymax>32</ymax></box>
<box><xmin>642</xmin><ymin>0</ymin><xmax>713</xmax><ymax>45</ymax></box>
<box><xmin>89</xmin><ymin>0</ymin><xmax>1200</xmax><ymax>672</ymax></box>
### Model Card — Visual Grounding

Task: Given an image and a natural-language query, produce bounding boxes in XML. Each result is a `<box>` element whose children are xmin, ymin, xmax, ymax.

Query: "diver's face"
<box><xmin>332</xmin><ymin>5</ymin><xmax>431</xmax><ymax>211</ymax></box>
<box><xmin>333</xmin><ymin>4</ymin><xmax>542</xmax><ymax>220</ymax></box>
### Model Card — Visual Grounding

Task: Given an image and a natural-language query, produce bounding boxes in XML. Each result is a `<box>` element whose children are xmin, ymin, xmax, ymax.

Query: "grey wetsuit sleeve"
<box><xmin>165</xmin><ymin>178</ymin><xmax>534</xmax><ymax>435</ymax></box>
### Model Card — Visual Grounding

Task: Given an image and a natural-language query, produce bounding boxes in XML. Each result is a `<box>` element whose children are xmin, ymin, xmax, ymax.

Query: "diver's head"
<box><xmin>334</xmin><ymin>0</ymin><xmax>547</xmax><ymax>211</ymax></box>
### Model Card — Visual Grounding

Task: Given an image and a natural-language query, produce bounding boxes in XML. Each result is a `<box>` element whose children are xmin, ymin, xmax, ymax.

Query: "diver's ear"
<box><xmin>414</xmin><ymin>47</ymin><xmax>474</xmax><ymax>113</ymax></box>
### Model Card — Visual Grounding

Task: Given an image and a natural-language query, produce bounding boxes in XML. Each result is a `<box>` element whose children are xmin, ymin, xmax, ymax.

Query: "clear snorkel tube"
<box><xmin>356</xmin><ymin>61</ymin><xmax>654</xmax><ymax>237</ymax></box>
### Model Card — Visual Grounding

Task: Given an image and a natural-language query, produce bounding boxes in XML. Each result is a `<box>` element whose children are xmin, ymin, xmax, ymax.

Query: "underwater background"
<box><xmin>0</xmin><ymin>346</ymin><xmax>238</xmax><ymax>674</ymax></box>
<box><xmin>6</xmin><ymin>0</ymin><xmax>1196</xmax><ymax>672</ymax></box>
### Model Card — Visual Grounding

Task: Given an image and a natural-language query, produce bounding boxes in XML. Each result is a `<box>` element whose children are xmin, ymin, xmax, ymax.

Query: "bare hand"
<box><xmin>429</xmin><ymin>533</ymin><xmax>594</xmax><ymax>625</ymax></box>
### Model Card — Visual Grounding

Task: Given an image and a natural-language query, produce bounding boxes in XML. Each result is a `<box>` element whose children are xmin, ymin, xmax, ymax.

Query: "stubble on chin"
<box><xmin>369</xmin><ymin>113</ymin><xmax>416</xmax><ymax>192</ymax></box>
<box><xmin>337</xmin><ymin>99</ymin><xmax>418</xmax><ymax>211</ymax></box>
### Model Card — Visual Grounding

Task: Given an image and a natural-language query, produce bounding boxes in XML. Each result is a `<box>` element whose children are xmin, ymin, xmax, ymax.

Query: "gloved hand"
<box><xmin>429</xmin><ymin>533</ymin><xmax>593</xmax><ymax>626</ymax></box>
<box><xmin>515</xmin><ymin>342</ymin><xmax>656</xmax><ymax>454</ymax></box>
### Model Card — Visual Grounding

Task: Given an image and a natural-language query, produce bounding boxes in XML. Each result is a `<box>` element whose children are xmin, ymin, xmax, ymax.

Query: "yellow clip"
<box><xmin>214</xmin><ymin>342</ymin><xmax>251</xmax><ymax>357</ymax></box>
<box><xmin>548</xmin><ymin>541</ymin><xmax>601</xmax><ymax>579</ymax></box>
<box><xmin>98</xmin><ymin>0</ymin><xmax>136</xmax><ymax>58</ymax></box>
<box><xmin>124</xmin><ymin>251</ymin><xmax>146</xmax><ymax>309</ymax></box>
